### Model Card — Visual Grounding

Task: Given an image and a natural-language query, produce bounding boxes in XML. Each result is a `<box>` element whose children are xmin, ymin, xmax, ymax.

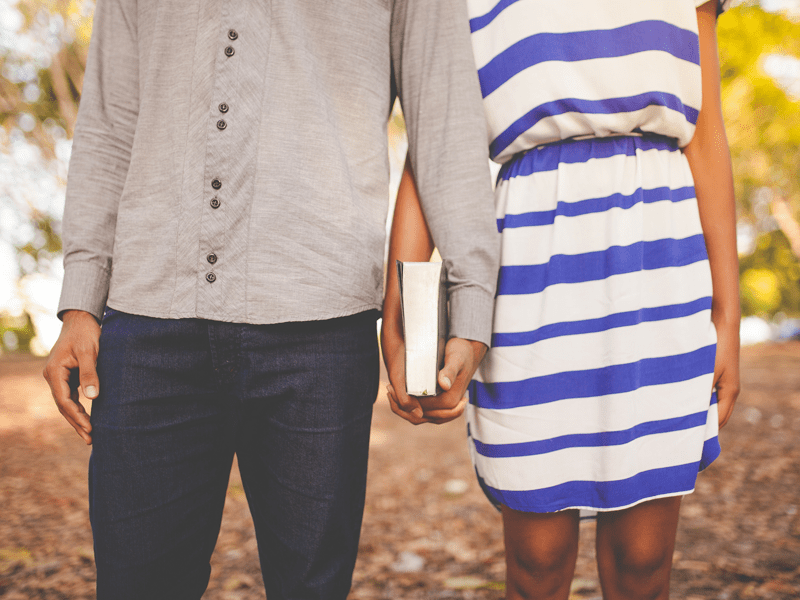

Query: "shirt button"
<box><xmin>206</xmin><ymin>272</ymin><xmax>216</xmax><ymax>283</ymax></box>
<box><xmin>216</xmin><ymin>119</ymin><xmax>227</xmax><ymax>130</ymax></box>
<box><xmin>210</xmin><ymin>197</ymin><xmax>221</xmax><ymax>209</ymax></box>
<box><xmin>207</xmin><ymin>253</ymin><xmax>218</xmax><ymax>264</ymax></box>
<box><xmin>225</xmin><ymin>46</ymin><xmax>235</xmax><ymax>57</ymax></box>
<box><xmin>211</xmin><ymin>178</ymin><xmax>222</xmax><ymax>190</ymax></box>
<box><xmin>219</xmin><ymin>103</ymin><xmax>229</xmax><ymax>113</ymax></box>
<box><xmin>228</xmin><ymin>29</ymin><xmax>238</xmax><ymax>40</ymax></box>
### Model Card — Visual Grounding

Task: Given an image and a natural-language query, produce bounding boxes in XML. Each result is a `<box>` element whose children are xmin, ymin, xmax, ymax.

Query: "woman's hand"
<box><xmin>713</xmin><ymin>314</ymin><xmax>740</xmax><ymax>429</ymax></box>
<box><xmin>381</xmin><ymin>319</ymin><xmax>428</xmax><ymax>425</ymax></box>
<box><xmin>381</xmin><ymin>320</ymin><xmax>482</xmax><ymax>426</ymax></box>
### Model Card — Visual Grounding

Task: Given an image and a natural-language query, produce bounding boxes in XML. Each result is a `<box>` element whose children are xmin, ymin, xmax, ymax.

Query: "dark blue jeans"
<box><xmin>90</xmin><ymin>309</ymin><xmax>380</xmax><ymax>600</ymax></box>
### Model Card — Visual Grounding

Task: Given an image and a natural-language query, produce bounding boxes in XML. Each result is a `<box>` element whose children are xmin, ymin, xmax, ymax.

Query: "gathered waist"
<box><xmin>497</xmin><ymin>133</ymin><xmax>680</xmax><ymax>184</ymax></box>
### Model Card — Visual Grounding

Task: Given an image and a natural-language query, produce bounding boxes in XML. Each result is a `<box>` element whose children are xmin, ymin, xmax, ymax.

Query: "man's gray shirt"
<box><xmin>58</xmin><ymin>0</ymin><xmax>500</xmax><ymax>345</ymax></box>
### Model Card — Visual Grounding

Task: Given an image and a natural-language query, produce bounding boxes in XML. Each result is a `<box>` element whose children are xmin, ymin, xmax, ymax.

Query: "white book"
<box><xmin>397</xmin><ymin>260</ymin><xmax>448</xmax><ymax>396</ymax></box>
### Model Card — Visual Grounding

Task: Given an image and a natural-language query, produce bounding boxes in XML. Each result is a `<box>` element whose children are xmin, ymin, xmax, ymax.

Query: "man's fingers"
<box><xmin>438</xmin><ymin>351</ymin><xmax>466</xmax><ymax>392</ymax></box>
<box><xmin>52</xmin><ymin>372</ymin><xmax>93</xmax><ymax>443</ymax></box>
<box><xmin>43</xmin><ymin>310</ymin><xmax>101</xmax><ymax>445</ymax></box>
<box><xmin>58</xmin><ymin>393</ymin><xmax>92</xmax><ymax>435</ymax></box>
<box><xmin>421</xmin><ymin>396</ymin><xmax>469</xmax><ymax>423</ymax></box>
<box><xmin>387</xmin><ymin>385</ymin><xmax>430</xmax><ymax>425</ymax></box>
<box><xmin>76</xmin><ymin>347</ymin><xmax>100</xmax><ymax>400</ymax></box>
<box><xmin>45</xmin><ymin>355</ymin><xmax>93</xmax><ymax>440</ymax></box>
<box><xmin>62</xmin><ymin>411</ymin><xmax>93</xmax><ymax>444</ymax></box>
<box><xmin>389</xmin><ymin>401</ymin><xmax>429</xmax><ymax>425</ymax></box>
<box><xmin>391</xmin><ymin>384</ymin><xmax>424</xmax><ymax>419</ymax></box>
<box><xmin>418</xmin><ymin>389</ymin><xmax>463</xmax><ymax>412</ymax></box>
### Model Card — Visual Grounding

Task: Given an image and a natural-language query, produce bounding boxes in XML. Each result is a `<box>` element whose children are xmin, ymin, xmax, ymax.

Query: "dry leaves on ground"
<box><xmin>1</xmin><ymin>344</ymin><xmax>799</xmax><ymax>599</ymax></box>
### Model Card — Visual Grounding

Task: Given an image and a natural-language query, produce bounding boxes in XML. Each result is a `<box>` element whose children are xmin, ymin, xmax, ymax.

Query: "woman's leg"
<box><xmin>502</xmin><ymin>506</ymin><xmax>580</xmax><ymax>600</ymax></box>
<box><xmin>595</xmin><ymin>496</ymin><xmax>682</xmax><ymax>600</ymax></box>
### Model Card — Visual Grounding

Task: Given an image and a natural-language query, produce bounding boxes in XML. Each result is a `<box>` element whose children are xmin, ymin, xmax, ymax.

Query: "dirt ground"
<box><xmin>1</xmin><ymin>343</ymin><xmax>799</xmax><ymax>599</ymax></box>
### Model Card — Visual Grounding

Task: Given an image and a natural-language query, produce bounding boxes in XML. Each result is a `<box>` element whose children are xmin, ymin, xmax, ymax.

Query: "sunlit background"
<box><xmin>1</xmin><ymin>0</ymin><xmax>800</xmax><ymax>355</ymax></box>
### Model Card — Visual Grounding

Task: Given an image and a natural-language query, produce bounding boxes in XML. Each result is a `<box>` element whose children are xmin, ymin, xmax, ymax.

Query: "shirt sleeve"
<box><xmin>57</xmin><ymin>0</ymin><xmax>139</xmax><ymax>320</ymax></box>
<box><xmin>390</xmin><ymin>0</ymin><xmax>500</xmax><ymax>346</ymax></box>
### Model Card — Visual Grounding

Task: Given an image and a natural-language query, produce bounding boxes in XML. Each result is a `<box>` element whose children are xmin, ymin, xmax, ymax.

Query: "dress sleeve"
<box><xmin>695</xmin><ymin>0</ymin><xmax>732</xmax><ymax>14</ymax></box>
<box><xmin>57</xmin><ymin>0</ymin><xmax>139</xmax><ymax>320</ymax></box>
<box><xmin>390</xmin><ymin>0</ymin><xmax>500</xmax><ymax>346</ymax></box>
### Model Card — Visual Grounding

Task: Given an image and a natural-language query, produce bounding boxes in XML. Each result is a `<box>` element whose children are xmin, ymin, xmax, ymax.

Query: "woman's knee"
<box><xmin>510</xmin><ymin>536</ymin><xmax>577</xmax><ymax>576</ymax></box>
<box><xmin>601</xmin><ymin>538</ymin><xmax>673</xmax><ymax>600</ymax></box>
<box><xmin>506</xmin><ymin>540</ymin><xmax>577</xmax><ymax>600</ymax></box>
<box><xmin>613</xmin><ymin>538</ymin><xmax>672</xmax><ymax>578</ymax></box>
<box><xmin>504</xmin><ymin>508</ymin><xmax>578</xmax><ymax>568</ymax></box>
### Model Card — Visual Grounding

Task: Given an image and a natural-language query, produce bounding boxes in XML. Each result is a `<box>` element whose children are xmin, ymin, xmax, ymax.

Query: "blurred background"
<box><xmin>1</xmin><ymin>2</ymin><xmax>800</xmax><ymax>600</ymax></box>
<box><xmin>1</xmin><ymin>0</ymin><xmax>800</xmax><ymax>354</ymax></box>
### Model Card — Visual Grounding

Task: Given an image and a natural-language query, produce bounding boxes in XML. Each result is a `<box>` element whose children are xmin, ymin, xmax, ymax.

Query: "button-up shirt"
<box><xmin>57</xmin><ymin>0</ymin><xmax>500</xmax><ymax>345</ymax></box>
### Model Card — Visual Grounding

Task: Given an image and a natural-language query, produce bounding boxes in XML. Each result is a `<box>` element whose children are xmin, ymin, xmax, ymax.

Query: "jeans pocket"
<box><xmin>102</xmin><ymin>307</ymin><xmax>119</xmax><ymax>324</ymax></box>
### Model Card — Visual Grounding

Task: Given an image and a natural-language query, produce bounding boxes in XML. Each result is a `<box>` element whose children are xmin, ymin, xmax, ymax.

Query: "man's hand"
<box><xmin>42</xmin><ymin>310</ymin><xmax>101</xmax><ymax>444</ymax></box>
<box><xmin>382</xmin><ymin>324</ymin><xmax>486</xmax><ymax>425</ymax></box>
<box><xmin>417</xmin><ymin>338</ymin><xmax>486</xmax><ymax>423</ymax></box>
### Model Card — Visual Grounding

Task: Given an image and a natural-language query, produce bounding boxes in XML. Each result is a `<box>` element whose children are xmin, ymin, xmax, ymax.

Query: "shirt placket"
<box><xmin>197</xmin><ymin>6</ymin><xmax>245</xmax><ymax>316</ymax></box>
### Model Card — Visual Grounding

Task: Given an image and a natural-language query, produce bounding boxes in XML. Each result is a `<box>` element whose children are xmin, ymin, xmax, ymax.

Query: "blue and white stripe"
<box><xmin>466</xmin><ymin>0</ymin><xmax>718</xmax><ymax>163</ymax></box>
<box><xmin>466</xmin><ymin>125</ymin><xmax>720</xmax><ymax>511</ymax></box>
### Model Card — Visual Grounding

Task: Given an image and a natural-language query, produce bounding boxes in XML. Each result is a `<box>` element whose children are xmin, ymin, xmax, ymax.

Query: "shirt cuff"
<box><xmin>448</xmin><ymin>286</ymin><xmax>495</xmax><ymax>347</ymax></box>
<box><xmin>57</xmin><ymin>261</ymin><xmax>111</xmax><ymax>322</ymax></box>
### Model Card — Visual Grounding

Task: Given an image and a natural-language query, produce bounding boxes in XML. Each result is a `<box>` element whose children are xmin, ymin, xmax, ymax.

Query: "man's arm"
<box><xmin>389</xmin><ymin>0</ymin><xmax>499</xmax><ymax>421</ymax></box>
<box><xmin>58</xmin><ymin>0</ymin><xmax>139</xmax><ymax>320</ymax></box>
<box><xmin>43</xmin><ymin>0</ymin><xmax>140</xmax><ymax>444</ymax></box>
<box><xmin>382</xmin><ymin>183</ymin><xmax>488</xmax><ymax>423</ymax></box>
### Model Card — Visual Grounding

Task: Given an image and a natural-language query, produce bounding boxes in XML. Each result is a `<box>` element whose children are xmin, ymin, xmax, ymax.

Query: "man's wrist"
<box><xmin>61</xmin><ymin>309</ymin><xmax>102</xmax><ymax>327</ymax></box>
<box><xmin>448</xmin><ymin>286</ymin><xmax>495</xmax><ymax>347</ymax></box>
<box><xmin>62</xmin><ymin>309</ymin><xmax>92</xmax><ymax>320</ymax></box>
<box><xmin>57</xmin><ymin>261</ymin><xmax>110</xmax><ymax>322</ymax></box>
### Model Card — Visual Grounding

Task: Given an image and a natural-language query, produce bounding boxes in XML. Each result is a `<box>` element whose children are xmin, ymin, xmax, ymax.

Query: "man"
<box><xmin>43</xmin><ymin>0</ymin><xmax>499</xmax><ymax>598</ymax></box>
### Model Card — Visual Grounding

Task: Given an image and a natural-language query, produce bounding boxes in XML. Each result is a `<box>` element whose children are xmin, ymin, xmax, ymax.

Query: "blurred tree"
<box><xmin>0</xmin><ymin>311</ymin><xmax>36</xmax><ymax>352</ymax></box>
<box><xmin>1</xmin><ymin>0</ymin><xmax>91</xmax><ymax>148</ymax></box>
<box><xmin>2</xmin><ymin>0</ymin><xmax>800</xmax><ymax>343</ymax></box>
<box><xmin>719</xmin><ymin>2</ymin><xmax>800</xmax><ymax>214</ymax></box>
<box><xmin>0</xmin><ymin>0</ymin><xmax>92</xmax><ymax>351</ymax></box>
<box><xmin>717</xmin><ymin>2</ymin><xmax>800</xmax><ymax>317</ymax></box>
<box><xmin>740</xmin><ymin>229</ymin><xmax>800</xmax><ymax>316</ymax></box>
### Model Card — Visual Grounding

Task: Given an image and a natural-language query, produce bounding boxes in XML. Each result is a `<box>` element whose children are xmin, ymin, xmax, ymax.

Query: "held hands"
<box><xmin>42</xmin><ymin>310</ymin><xmax>101</xmax><ymax>444</ymax></box>
<box><xmin>381</xmin><ymin>323</ymin><xmax>486</xmax><ymax>425</ymax></box>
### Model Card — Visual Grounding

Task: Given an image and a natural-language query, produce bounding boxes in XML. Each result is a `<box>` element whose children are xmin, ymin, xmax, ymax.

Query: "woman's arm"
<box><xmin>382</xmin><ymin>158</ymin><xmax>480</xmax><ymax>425</ymax></box>
<box><xmin>382</xmin><ymin>159</ymin><xmax>437</xmax><ymax>424</ymax></box>
<box><xmin>683</xmin><ymin>0</ymin><xmax>740</xmax><ymax>428</ymax></box>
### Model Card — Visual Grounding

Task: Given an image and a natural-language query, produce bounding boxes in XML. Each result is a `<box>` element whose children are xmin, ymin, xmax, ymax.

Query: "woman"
<box><xmin>382</xmin><ymin>1</ymin><xmax>740</xmax><ymax>599</ymax></box>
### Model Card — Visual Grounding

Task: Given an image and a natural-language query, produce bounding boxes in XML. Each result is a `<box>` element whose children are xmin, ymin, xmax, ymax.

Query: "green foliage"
<box><xmin>16</xmin><ymin>212</ymin><xmax>63</xmax><ymax>276</ymax></box>
<box><xmin>0</xmin><ymin>1</ymin><xmax>90</xmax><ymax>152</ymax></box>
<box><xmin>719</xmin><ymin>3</ymin><xmax>800</xmax><ymax>211</ymax></box>
<box><xmin>3</xmin><ymin>0</ymin><xmax>800</xmax><ymax>334</ymax></box>
<box><xmin>0</xmin><ymin>2</ymin><xmax>89</xmax><ymax>344</ymax></box>
<box><xmin>717</xmin><ymin>4</ymin><xmax>800</xmax><ymax>318</ymax></box>
<box><xmin>0</xmin><ymin>311</ymin><xmax>36</xmax><ymax>353</ymax></box>
<box><xmin>739</xmin><ymin>229</ymin><xmax>800</xmax><ymax>317</ymax></box>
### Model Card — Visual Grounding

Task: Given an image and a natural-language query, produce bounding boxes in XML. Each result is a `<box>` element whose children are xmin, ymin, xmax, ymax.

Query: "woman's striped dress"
<box><xmin>465</xmin><ymin>0</ymin><xmax>731</xmax><ymax>513</ymax></box>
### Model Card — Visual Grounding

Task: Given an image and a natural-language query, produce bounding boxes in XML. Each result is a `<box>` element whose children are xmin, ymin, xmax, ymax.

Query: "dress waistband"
<box><xmin>529</xmin><ymin>131</ymin><xmax>659</xmax><ymax>150</ymax></box>
<box><xmin>497</xmin><ymin>133</ymin><xmax>679</xmax><ymax>184</ymax></box>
